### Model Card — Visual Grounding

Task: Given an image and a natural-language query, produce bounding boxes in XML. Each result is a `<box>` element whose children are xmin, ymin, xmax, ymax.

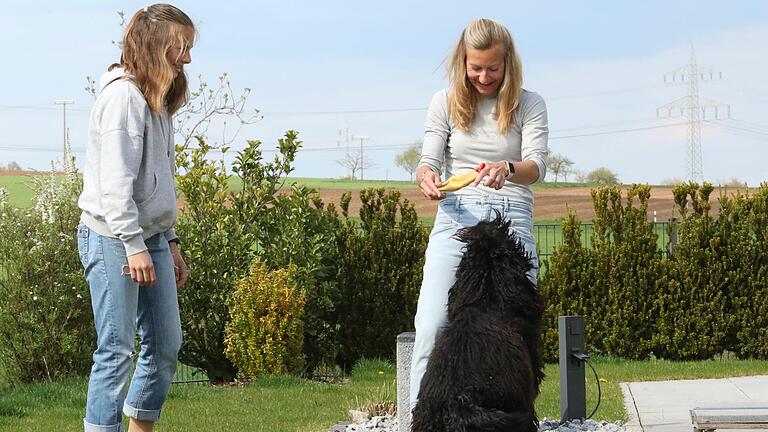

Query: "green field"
<box><xmin>0</xmin><ymin>173</ymin><xmax>589</xmax><ymax>209</ymax></box>
<box><xmin>0</xmin><ymin>174</ymin><xmax>51</xmax><ymax>208</ymax></box>
<box><xmin>1</xmin><ymin>357</ymin><xmax>767</xmax><ymax>431</ymax></box>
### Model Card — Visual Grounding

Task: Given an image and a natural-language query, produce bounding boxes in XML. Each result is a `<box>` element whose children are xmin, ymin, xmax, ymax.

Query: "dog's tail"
<box><xmin>445</xmin><ymin>393</ymin><xmax>538</xmax><ymax>432</ymax></box>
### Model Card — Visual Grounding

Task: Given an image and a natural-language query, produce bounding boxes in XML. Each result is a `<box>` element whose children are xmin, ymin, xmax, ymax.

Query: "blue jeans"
<box><xmin>409</xmin><ymin>194</ymin><xmax>539</xmax><ymax>409</ymax></box>
<box><xmin>77</xmin><ymin>223</ymin><xmax>182</xmax><ymax>432</ymax></box>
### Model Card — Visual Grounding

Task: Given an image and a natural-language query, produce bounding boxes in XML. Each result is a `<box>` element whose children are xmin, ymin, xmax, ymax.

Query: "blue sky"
<box><xmin>1</xmin><ymin>1</ymin><xmax>767</xmax><ymax>185</ymax></box>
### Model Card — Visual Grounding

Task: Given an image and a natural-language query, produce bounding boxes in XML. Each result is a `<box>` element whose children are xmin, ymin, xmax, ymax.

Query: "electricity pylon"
<box><xmin>657</xmin><ymin>43</ymin><xmax>730</xmax><ymax>183</ymax></box>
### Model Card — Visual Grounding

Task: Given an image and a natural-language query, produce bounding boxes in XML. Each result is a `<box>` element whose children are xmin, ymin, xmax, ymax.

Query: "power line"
<box><xmin>727</xmin><ymin>118</ymin><xmax>768</xmax><ymax>133</ymax></box>
<box><xmin>550</xmin><ymin>122</ymin><xmax>688</xmax><ymax>140</ymax></box>
<box><xmin>265</xmin><ymin>107</ymin><xmax>427</xmax><ymax>116</ymax></box>
<box><xmin>0</xmin><ymin>121</ymin><xmax>693</xmax><ymax>155</ymax></box>
<box><xmin>0</xmin><ymin>82</ymin><xmax>691</xmax><ymax>117</ymax></box>
<box><xmin>707</xmin><ymin>119</ymin><xmax>768</xmax><ymax>137</ymax></box>
<box><xmin>552</xmin><ymin>117</ymin><xmax>678</xmax><ymax>133</ymax></box>
<box><xmin>547</xmin><ymin>82</ymin><xmax>680</xmax><ymax>101</ymax></box>
<box><xmin>0</xmin><ymin>145</ymin><xmax>85</xmax><ymax>153</ymax></box>
<box><xmin>0</xmin><ymin>104</ymin><xmax>89</xmax><ymax>113</ymax></box>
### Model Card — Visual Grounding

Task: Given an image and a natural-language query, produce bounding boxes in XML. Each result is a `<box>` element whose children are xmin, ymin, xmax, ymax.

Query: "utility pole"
<box><xmin>54</xmin><ymin>99</ymin><xmax>75</xmax><ymax>164</ymax></box>
<box><xmin>338</xmin><ymin>127</ymin><xmax>351</xmax><ymax>177</ymax></box>
<box><xmin>351</xmin><ymin>134</ymin><xmax>369</xmax><ymax>181</ymax></box>
<box><xmin>656</xmin><ymin>44</ymin><xmax>729</xmax><ymax>183</ymax></box>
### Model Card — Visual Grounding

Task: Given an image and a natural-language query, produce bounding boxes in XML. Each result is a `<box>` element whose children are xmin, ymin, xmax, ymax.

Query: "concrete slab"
<box><xmin>622</xmin><ymin>375</ymin><xmax>768</xmax><ymax>432</ymax></box>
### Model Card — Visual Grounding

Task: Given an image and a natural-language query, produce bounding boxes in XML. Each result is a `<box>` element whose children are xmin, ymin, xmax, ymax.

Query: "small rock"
<box><xmin>340</xmin><ymin>415</ymin><xmax>626</xmax><ymax>432</ymax></box>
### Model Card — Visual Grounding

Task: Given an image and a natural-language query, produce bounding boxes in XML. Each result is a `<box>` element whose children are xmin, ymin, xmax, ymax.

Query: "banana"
<box><xmin>438</xmin><ymin>165</ymin><xmax>483</xmax><ymax>192</ymax></box>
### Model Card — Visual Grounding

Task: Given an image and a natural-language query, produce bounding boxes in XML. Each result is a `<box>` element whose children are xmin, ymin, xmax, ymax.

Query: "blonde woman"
<box><xmin>410</xmin><ymin>18</ymin><xmax>548</xmax><ymax>410</ymax></box>
<box><xmin>77</xmin><ymin>4</ymin><xmax>193</xmax><ymax>432</ymax></box>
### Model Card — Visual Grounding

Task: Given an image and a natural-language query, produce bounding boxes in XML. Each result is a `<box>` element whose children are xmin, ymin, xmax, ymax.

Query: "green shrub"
<box><xmin>332</xmin><ymin>189</ymin><xmax>428</xmax><ymax>370</ymax></box>
<box><xmin>540</xmin><ymin>185</ymin><xmax>663</xmax><ymax>360</ymax></box>
<box><xmin>541</xmin><ymin>182</ymin><xmax>768</xmax><ymax>361</ymax></box>
<box><xmin>224</xmin><ymin>259</ymin><xmax>306</xmax><ymax>378</ymax></box>
<box><xmin>652</xmin><ymin>183</ymin><xmax>731</xmax><ymax>360</ymax></box>
<box><xmin>539</xmin><ymin>213</ymin><xmax>595</xmax><ymax>362</ymax></box>
<box><xmin>728</xmin><ymin>185</ymin><xmax>768</xmax><ymax>358</ymax></box>
<box><xmin>592</xmin><ymin>185</ymin><xmax>664</xmax><ymax>359</ymax></box>
<box><xmin>0</xmin><ymin>162</ymin><xmax>94</xmax><ymax>384</ymax></box>
<box><xmin>258</xmin><ymin>188</ymin><xmax>344</xmax><ymax>376</ymax></box>
<box><xmin>175</xmin><ymin>133</ymin><xmax>301</xmax><ymax>382</ymax></box>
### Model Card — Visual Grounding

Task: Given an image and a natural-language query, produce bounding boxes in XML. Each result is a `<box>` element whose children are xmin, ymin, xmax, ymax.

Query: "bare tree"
<box><xmin>174</xmin><ymin>73</ymin><xmax>261</xmax><ymax>151</ymax></box>
<box><xmin>395</xmin><ymin>142</ymin><xmax>422</xmax><ymax>181</ymax></box>
<box><xmin>337</xmin><ymin>151</ymin><xmax>376</xmax><ymax>180</ymax></box>
<box><xmin>546</xmin><ymin>153</ymin><xmax>575</xmax><ymax>183</ymax></box>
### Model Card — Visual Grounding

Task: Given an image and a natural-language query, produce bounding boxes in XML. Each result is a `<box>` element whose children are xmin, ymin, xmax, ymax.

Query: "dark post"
<box><xmin>559</xmin><ymin>315</ymin><xmax>586</xmax><ymax>421</ymax></box>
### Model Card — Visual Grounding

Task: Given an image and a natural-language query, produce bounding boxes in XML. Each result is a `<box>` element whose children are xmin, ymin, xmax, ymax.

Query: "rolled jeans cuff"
<box><xmin>84</xmin><ymin>419</ymin><xmax>125</xmax><ymax>432</ymax></box>
<box><xmin>123</xmin><ymin>402</ymin><xmax>161</xmax><ymax>422</ymax></box>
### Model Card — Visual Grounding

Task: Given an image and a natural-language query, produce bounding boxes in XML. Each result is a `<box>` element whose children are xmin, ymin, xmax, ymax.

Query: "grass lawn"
<box><xmin>1</xmin><ymin>357</ymin><xmax>768</xmax><ymax>431</ymax></box>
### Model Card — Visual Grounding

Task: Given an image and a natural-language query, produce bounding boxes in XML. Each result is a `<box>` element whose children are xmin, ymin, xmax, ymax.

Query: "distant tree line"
<box><xmin>1</xmin><ymin>161</ymin><xmax>21</xmax><ymax>171</ymax></box>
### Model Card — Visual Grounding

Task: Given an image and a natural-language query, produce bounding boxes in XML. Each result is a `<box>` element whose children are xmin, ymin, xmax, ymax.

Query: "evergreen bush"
<box><xmin>332</xmin><ymin>189</ymin><xmax>428</xmax><ymax>370</ymax></box>
<box><xmin>224</xmin><ymin>259</ymin><xmax>306</xmax><ymax>378</ymax></box>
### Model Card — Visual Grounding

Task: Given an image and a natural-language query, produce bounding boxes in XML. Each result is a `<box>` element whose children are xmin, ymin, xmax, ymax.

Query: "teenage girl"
<box><xmin>77</xmin><ymin>4</ymin><xmax>194</xmax><ymax>432</ymax></box>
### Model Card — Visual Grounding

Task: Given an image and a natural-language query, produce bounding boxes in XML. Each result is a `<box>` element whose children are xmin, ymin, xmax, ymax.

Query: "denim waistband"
<box><xmin>440</xmin><ymin>194</ymin><xmax>532</xmax><ymax>213</ymax></box>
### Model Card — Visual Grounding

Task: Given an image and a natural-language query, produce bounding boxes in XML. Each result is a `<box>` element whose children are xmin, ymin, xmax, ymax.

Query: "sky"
<box><xmin>1</xmin><ymin>0</ymin><xmax>767</xmax><ymax>185</ymax></box>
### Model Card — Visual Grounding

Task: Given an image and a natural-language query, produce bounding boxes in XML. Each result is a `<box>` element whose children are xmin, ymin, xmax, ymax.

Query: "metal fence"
<box><xmin>535</xmin><ymin>221</ymin><xmax>672</xmax><ymax>260</ymax></box>
<box><xmin>172</xmin><ymin>362</ymin><xmax>209</xmax><ymax>384</ymax></box>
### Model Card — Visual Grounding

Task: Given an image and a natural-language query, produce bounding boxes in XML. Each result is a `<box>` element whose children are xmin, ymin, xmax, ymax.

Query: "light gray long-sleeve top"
<box><xmin>78</xmin><ymin>67</ymin><xmax>179</xmax><ymax>256</ymax></box>
<box><xmin>418</xmin><ymin>88</ymin><xmax>549</xmax><ymax>206</ymax></box>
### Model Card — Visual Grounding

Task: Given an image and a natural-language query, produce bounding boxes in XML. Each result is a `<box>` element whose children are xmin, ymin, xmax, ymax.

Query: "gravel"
<box><xmin>329</xmin><ymin>416</ymin><xmax>627</xmax><ymax>432</ymax></box>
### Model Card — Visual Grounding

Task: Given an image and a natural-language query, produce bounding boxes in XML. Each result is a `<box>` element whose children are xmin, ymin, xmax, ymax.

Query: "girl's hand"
<box><xmin>418</xmin><ymin>169</ymin><xmax>445</xmax><ymax>200</ymax></box>
<box><xmin>127</xmin><ymin>251</ymin><xmax>156</xmax><ymax>287</ymax></box>
<box><xmin>170</xmin><ymin>242</ymin><xmax>188</xmax><ymax>288</ymax></box>
<box><xmin>473</xmin><ymin>161</ymin><xmax>510</xmax><ymax>190</ymax></box>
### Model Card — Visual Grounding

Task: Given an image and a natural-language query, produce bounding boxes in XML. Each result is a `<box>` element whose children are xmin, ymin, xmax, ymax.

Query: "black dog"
<box><xmin>411</xmin><ymin>215</ymin><xmax>545</xmax><ymax>432</ymax></box>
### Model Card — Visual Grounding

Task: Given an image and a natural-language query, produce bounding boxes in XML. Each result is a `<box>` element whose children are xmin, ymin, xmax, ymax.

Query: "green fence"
<box><xmin>535</xmin><ymin>221</ymin><xmax>672</xmax><ymax>259</ymax></box>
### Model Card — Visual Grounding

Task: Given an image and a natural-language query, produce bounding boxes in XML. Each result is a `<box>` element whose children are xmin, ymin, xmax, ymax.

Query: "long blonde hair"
<box><xmin>118</xmin><ymin>4</ymin><xmax>195</xmax><ymax>114</ymax></box>
<box><xmin>447</xmin><ymin>19</ymin><xmax>522</xmax><ymax>135</ymax></box>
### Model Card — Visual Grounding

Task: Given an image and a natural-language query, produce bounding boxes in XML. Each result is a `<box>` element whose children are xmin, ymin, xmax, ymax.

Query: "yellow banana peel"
<box><xmin>438</xmin><ymin>170</ymin><xmax>478</xmax><ymax>192</ymax></box>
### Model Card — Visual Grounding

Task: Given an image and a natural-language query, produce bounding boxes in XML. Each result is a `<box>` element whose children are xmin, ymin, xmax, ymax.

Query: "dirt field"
<box><xmin>1</xmin><ymin>169</ymin><xmax>738</xmax><ymax>222</ymax></box>
<box><xmin>314</xmin><ymin>186</ymin><xmax>735</xmax><ymax>222</ymax></box>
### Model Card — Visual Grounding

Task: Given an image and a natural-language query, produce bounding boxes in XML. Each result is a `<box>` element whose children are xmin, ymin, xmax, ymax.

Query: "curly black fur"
<box><xmin>411</xmin><ymin>214</ymin><xmax>545</xmax><ymax>432</ymax></box>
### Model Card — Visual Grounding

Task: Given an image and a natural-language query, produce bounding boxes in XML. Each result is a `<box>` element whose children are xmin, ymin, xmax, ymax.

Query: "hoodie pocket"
<box><xmin>136</xmin><ymin>173</ymin><xmax>159</xmax><ymax>207</ymax></box>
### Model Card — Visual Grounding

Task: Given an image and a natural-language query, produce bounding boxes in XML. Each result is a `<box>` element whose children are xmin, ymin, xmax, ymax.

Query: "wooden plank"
<box><xmin>693</xmin><ymin>422</ymin><xmax>768</xmax><ymax>430</ymax></box>
<box><xmin>691</xmin><ymin>407</ymin><xmax>768</xmax><ymax>431</ymax></box>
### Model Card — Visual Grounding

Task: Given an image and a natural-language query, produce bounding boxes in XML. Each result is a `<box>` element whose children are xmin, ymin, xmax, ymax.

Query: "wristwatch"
<box><xmin>505</xmin><ymin>161</ymin><xmax>516</xmax><ymax>178</ymax></box>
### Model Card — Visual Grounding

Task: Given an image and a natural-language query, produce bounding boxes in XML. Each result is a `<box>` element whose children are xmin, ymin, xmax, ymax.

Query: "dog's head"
<box><xmin>448</xmin><ymin>212</ymin><xmax>542</xmax><ymax>319</ymax></box>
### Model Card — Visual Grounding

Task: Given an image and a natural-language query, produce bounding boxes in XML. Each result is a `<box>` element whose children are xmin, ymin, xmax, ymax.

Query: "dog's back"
<box><xmin>411</xmin><ymin>216</ymin><xmax>544</xmax><ymax>432</ymax></box>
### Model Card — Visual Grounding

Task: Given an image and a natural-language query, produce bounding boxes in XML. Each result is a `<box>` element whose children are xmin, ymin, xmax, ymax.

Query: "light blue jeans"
<box><xmin>409</xmin><ymin>194</ymin><xmax>539</xmax><ymax>409</ymax></box>
<box><xmin>77</xmin><ymin>223</ymin><xmax>182</xmax><ymax>432</ymax></box>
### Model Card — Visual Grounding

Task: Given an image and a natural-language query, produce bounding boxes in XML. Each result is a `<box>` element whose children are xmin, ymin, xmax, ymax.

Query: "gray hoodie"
<box><xmin>78</xmin><ymin>67</ymin><xmax>179</xmax><ymax>256</ymax></box>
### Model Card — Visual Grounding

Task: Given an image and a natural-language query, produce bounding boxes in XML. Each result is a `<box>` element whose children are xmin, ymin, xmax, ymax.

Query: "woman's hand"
<box><xmin>169</xmin><ymin>242</ymin><xmax>188</xmax><ymax>288</ymax></box>
<box><xmin>473</xmin><ymin>161</ymin><xmax>511</xmax><ymax>190</ymax></box>
<box><xmin>127</xmin><ymin>251</ymin><xmax>157</xmax><ymax>287</ymax></box>
<box><xmin>417</xmin><ymin>167</ymin><xmax>445</xmax><ymax>200</ymax></box>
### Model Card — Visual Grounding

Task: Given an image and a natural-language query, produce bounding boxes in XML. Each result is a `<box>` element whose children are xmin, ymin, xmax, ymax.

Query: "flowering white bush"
<box><xmin>0</xmin><ymin>146</ymin><xmax>94</xmax><ymax>384</ymax></box>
